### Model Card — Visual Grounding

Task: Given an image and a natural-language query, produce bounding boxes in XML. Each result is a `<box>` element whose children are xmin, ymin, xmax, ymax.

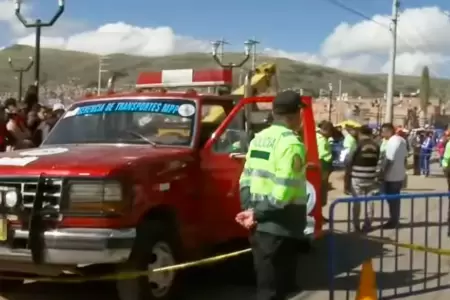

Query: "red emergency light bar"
<box><xmin>136</xmin><ymin>68</ymin><xmax>233</xmax><ymax>88</ymax></box>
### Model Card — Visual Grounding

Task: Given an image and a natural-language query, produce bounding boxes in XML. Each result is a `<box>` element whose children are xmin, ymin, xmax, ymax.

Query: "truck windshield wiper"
<box><xmin>125</xmin><ymin>130</ymin><xmax>157</xmax><ymax>146</ymax></box>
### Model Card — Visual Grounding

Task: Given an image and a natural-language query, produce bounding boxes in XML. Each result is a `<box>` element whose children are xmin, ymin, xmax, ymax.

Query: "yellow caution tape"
<box><xmin>0</xmin><ymin>248</ymin><xmax>252</xmax><ymax>283</ymax></box>
<box><xmin>2</xmin><ymin>228</ymin><xmax>449</xmax><ymax>283</ymax></box>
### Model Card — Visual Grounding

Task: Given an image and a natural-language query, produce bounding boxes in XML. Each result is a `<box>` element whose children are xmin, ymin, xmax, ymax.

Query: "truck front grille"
<box><xmin>0</xmin><ymin>177</ymin><xmax>63</xmax><ymax>209</ymax></box>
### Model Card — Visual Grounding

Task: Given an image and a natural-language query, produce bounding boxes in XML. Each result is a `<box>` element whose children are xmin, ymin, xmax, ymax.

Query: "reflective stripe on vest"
<box><xmin>242</xmin><ymin>168</ymin><xmax>305</xmax><ymax>187</ymax></box>
<box><xmin>242</xmin><ymin>168</ymin><xmax>306</xmax><ymax>206</ymax></box>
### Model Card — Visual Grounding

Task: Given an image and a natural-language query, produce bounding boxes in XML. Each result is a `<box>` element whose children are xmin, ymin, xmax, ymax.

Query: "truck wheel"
<box><xmin>116</xmin><ymin>220</ymin><xmax>181</xmax><ymax>300</ymax></box>
<box><xmin>0</xmin><ymin>274</ymin><xmax>24</xmax><ymax>292</ymax></box>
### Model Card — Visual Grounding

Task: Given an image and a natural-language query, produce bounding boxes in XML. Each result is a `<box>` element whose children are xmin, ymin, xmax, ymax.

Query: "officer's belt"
<box><xmin>249</xmin><ymin>193</ymin><xmax>306</xmax><ymax>206</ymax></box>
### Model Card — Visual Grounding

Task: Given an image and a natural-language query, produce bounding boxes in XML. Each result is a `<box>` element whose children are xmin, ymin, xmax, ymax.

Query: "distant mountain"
<box><xmin>1</xmin><ymin>44</ymin><xmax>449</xmax><ymax>98</ymax></box>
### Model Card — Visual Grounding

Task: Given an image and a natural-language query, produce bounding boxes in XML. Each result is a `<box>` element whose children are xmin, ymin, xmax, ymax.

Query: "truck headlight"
<box><xmin>68</xmin><ymin>181</ymin><xmax>125</xmax><ymax>213</ymax></box>
<box><xmin>5</xmin><ymin>190</ymin><xmax>18</xmax><ymax>208</ymax></box>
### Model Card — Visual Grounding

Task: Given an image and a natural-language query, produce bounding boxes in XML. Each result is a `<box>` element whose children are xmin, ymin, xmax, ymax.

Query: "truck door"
<box><xmin>200</xmin><ymin>106</ymin><xmax>252</xmax><ymax>244</ymax></box>
<box><xmin>200</xmin><ymin>96</ymin><xmax>323</xmax><ymax>244</ymax></box>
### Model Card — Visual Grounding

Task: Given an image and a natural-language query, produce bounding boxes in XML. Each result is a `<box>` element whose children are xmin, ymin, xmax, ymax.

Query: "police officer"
<box><xmin>344</xmin><ymin>125</ymin><xmax>380</xmax><ymax>232</ymax></box>
<box><xmin>236</xmin><ymin>90</ymin><xmax>307</xmax><ymax>300</ymax></box>
<box><xmin>316</xmin><ymin>121</ymin><xmax>334</xmax><ymax>222</ymax></box>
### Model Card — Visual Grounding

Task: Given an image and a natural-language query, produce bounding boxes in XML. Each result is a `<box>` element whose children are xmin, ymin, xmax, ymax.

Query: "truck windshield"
<box><xmin>43</xmin><ymin>98</ymin><xmax>197</xmax><ymax>146</ymax></box>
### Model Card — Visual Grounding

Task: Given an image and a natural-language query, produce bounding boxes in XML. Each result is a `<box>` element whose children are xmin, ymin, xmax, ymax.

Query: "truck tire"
<box><xmin>116</xmin><ymin>220</ymin><xmax>182</xmax><ymax>300</ymax></box>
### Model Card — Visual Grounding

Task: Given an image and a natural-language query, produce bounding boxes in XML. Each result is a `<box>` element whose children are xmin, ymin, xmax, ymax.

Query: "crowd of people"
<box><xmin>316</xmin><ymin>121</ymin><xmax>414</xmax><ymax>232</ymax></box>
<box><xmin>0</xmin><ymin>86</ymin><xmax>66</xmax><ymax>152</ymax></box>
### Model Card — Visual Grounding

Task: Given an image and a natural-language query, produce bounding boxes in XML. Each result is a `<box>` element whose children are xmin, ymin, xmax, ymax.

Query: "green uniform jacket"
<box><xmin>239</xmin><ymin>123</ymin><xmax>307</xmax><ymax>239</ymax></box>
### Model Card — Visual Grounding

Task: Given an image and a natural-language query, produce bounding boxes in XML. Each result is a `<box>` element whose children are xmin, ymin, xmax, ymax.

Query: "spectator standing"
<box><xmin>37</xmin><ymin>108</ymin><xmax>58</xmax><ymax>142</ymax></box>
<box><xmin>27</xmin><ymin>110</ymin><xmax>42</xmax><ymax>146</ymax></box>
<box><xmin>24</xmin><ymin>85</ymin><xmax>38</xmax><ymax>112</ymax></box>
<box><xmin>4</xmin><ymin>98</ymin><xmax>32</xmax><ymax>150</ymax></box>
<box><xmin>380</xmin><ymin>123</ymin><xmax>408</xmax><ymax>229</ymax></box>
<box><xmin>420</xmin><ymin>131</ymin><xmax>434</xmax><ymax>177</ymax></box>
<box><xmin>340</xmin><ymin>125</ymin><xmax>358</xmax><ymax>163</ymax></box>
<box><xmin>0</xmin><ymin>106</ymin><xmax>13</xmax><ymax>152</ymax></box>
<box><xmin>52</xmin><ymin>103</ymin><xmax>65</xmax><ymax>120</ymax></box>
<box><xmin>345</xmin><ymin>125</ymin><xmax>380</xmax><ymax>232</ymax></box>
<box><xmin>412</xmin><ymin>131</ymin><xmax>424</xmax><ymax>175</ymax></box>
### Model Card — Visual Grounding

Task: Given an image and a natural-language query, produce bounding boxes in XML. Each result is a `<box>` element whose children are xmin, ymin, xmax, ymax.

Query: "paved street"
<box><xmin>0</xmin><ymin>162</ymin><xmax>448</xmax><ymax>300</ymax></box>
<box><xmin>312</xmin><ymin>162</ymin><xmax>450</xmax><ymax>300</ymax></box>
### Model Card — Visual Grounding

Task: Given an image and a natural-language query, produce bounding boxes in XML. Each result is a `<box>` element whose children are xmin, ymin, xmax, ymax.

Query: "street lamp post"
<box><xmin>211</xmin><ymin>39</ymin><xmax>251</xmax><ymax>96</ymax></box>
<box><xmin>14</xmin><ymin>0</ymin><xmax>65</xmax><ymax>101</ymax></box>
<box><xmin>211</xmin><ymin>40</ymin><xmax>250</xmax><ymax>69</ymax></box>
<box><xmin>8</xmin><ymin>56</ymin><xmax>34</xmax><ymax>102</ymax></box>
<box><xmin>210</xmin><ymin>38</ymin><xmax>229</xmax><ymax>61</ymax></box>
<box><xmin>212</xmin><ymin>40</ymin><xmax>251</xmax><ymax>150</ymax></box>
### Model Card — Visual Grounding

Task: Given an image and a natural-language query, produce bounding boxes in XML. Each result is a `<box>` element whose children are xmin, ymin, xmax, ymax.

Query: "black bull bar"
<box><xmin>1</xmin><ymin>174</ymin><xmax>60</xmax><ymax>264</ymax></box>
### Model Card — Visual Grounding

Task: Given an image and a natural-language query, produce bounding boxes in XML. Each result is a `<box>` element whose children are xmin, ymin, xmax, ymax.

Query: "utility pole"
<box><xmin>14</xmin><ymin>0</ymin><xmax>65</xmax><ymax>103</ymax></box>
<box><xmin>8</xmin><ymin>56</ymin><xmax>33</xmax><ymax>102</ymax></box>
<box><xmin>338</xmin><ymin>79</ymin><xmax>342</xmax><ymax>101</ymax></box>
<box><xmin>385</xmin><ymin>0</ymin><xmax>400</xmax><ymax>123</ymax></box>
<box><xmin>97</xmin><ymin>56</ymin><xmax>110</xmax><ymax>95</ymax></box>
<box><xmin>328</xmin><ymin>83</ymin><xmax>333</xmax><ymax>121</ymax></box>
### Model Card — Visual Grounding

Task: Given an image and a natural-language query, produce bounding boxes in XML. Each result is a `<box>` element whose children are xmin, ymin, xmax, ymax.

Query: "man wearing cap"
<box><xmin>236</xmin><ymin>90</ymin><xmax>307</xmax><ymax>300</ymax></box>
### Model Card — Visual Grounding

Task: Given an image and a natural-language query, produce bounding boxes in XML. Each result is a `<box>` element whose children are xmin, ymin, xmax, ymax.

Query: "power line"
<box><xmin>321</xmin><ymin>0</ymin><xmax>389</xmax><ymax>28</ymax></box>
<box><xmin>322</xmin><ymin>0</ymin><xmax>445</xmax><ymax>122</ymax></box>
<box><xmin>322</xmin><ymin>0</ymin><xmax>442</xmax><ymax>79</ymax></box>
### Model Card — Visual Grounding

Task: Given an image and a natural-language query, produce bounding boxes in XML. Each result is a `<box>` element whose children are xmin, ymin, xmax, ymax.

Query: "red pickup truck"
<box><xmin>0</xmin><ymin>70</ymin><xmax>322</xmax><ymax>300</ymax></box>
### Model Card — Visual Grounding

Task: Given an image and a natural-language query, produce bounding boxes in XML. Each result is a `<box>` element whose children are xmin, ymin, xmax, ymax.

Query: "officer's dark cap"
<box><xmin>272</xmin><ymin>90</ymin><xmax>305</xmax><ymax>115</ymax></box>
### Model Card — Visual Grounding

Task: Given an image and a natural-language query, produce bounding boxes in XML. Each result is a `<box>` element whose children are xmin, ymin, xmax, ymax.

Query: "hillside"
<box><xmin>1</xmin><ymin>44</ymin><xmax>449</xmax><ymax>97</ymax></box>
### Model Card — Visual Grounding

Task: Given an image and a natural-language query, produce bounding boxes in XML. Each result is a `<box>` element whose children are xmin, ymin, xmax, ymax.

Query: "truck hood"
<box><xmin>0</xmin><ymin>144</ymin><xmax>189</xmax><ymax>176</ymax></box>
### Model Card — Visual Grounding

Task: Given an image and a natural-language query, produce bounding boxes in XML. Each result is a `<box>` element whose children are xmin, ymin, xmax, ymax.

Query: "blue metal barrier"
<box><xmin>328</xmin><ymin>192</ymin><xmax>450</xmax><ymax>300</ymax></box>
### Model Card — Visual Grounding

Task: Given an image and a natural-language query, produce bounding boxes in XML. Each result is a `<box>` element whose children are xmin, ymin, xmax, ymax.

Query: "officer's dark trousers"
<box><xmin>250</xmin><ymin>230</ymin><xmax>298</xmax><ymax>300</ymax></box>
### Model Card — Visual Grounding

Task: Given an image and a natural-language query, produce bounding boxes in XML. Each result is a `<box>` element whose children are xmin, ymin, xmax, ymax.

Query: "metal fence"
<box><xmin>328</xmin><ymin>193</ymin><xmax>450</xmax><ymax>300</ymax></box>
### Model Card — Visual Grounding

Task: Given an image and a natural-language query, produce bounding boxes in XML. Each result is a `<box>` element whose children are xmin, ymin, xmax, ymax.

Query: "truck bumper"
<box><xmin>0</xmin><ymin>228</ymin><xmax>135</xmax><ymax>265</ymax></box>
